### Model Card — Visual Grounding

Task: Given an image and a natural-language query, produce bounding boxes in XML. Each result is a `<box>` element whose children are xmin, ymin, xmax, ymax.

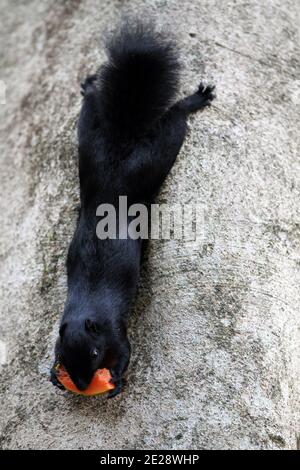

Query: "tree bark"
<box><xmin>0</xmin><ymin>0</ymin><xmax>299</xmax><ymax>450</ymax></box>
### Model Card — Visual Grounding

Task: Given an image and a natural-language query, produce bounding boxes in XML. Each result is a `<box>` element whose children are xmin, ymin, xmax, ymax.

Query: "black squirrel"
<box><xmin>50</xmin><ymin>21</ymin><xmax>215</xmax><ymax>397</ymax></box>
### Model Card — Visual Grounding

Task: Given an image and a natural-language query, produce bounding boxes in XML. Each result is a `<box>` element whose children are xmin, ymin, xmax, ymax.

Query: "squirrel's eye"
<box><xmin>91</xmin><ymin>348</ymin><xmax>98</xmax><ymax>359</ymax></box>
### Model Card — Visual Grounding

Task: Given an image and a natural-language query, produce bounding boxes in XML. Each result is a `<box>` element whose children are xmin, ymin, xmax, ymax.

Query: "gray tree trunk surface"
<box><xmin>0</xmin><ymin>0</ymin><xmax>299</xmax><ymax>450</ymax></box>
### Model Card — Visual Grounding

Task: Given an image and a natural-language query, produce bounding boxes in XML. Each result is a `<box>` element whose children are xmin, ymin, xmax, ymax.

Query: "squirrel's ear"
<box><xmin>59</xmin><ymin>322</ymin><xmax>67</xmax><ymax>337</ymax></box>
<box><xmin>85</xmin><ymin>318</ymin><xmax>101</xmax><ymax>335</ymax></box>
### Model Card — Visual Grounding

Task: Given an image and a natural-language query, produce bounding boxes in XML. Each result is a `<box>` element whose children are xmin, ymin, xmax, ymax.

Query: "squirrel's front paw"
<box><xmin>107</xmin><ymin>370</ymin><xmax>124</xmax><ymax>398</ymax></box>
<box><xmin>107</xmin><ymin>380</ymin><xmax>122</xmax><ymax>398</ymax></box>
<box><xmin>50</xmin><ymin>367</ymin><xmax>65</xmax><ymax>390</ymax></box>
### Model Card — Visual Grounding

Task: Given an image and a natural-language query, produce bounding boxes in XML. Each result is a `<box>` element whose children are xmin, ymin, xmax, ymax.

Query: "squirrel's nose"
<box><xmin>74</xmin><ymin>378</ymin><xmax>89</xmax><ymax>391</ymax></box>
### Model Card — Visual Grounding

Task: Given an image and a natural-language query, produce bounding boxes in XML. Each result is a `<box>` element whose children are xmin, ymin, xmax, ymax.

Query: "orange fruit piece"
<box><xmin>56</xmin><ymin>365</ymin><xmax>115</xmax><ymax>396</ymax></box>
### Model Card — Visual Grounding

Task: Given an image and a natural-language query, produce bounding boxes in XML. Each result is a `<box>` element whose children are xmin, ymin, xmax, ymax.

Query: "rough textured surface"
<box><xmin>0</xmin><ymin>0</ymin><xmax>299</xmax><ymax>450</ymax></box>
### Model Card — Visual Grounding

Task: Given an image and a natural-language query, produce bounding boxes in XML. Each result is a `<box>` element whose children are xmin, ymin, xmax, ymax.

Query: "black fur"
<box><xmin>51</xmin><ymin>22</ymin><xmax>215</xmax><ymax>397</ymax></box>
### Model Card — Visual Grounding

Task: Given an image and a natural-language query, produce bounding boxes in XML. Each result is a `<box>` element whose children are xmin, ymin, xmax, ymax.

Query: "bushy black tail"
<box><xmin>97</xmin><ymin>22</ymin><xmax>181</xmax><ymax>137</ymax></box>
